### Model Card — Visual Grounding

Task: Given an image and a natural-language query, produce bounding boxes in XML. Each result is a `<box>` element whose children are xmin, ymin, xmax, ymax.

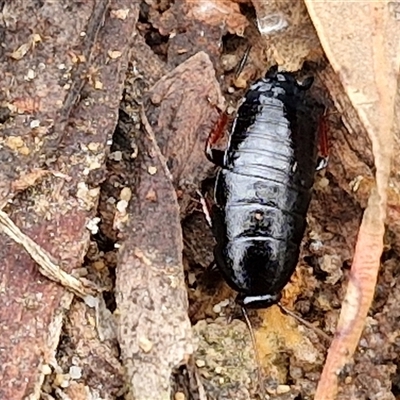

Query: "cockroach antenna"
<box><xmin>235</xmin><ymin>44</ymin><xmax>252</xmax><ymax>79</ymax></box>
<box><xmin>277</xmin><ymin>303</ymin><xmax>332</xmax><ymax>344</ymax></box>
<box><xmin>241</xmin><ymin>306</ymin><xmax>266</xmax><ymax>399</ymax></box>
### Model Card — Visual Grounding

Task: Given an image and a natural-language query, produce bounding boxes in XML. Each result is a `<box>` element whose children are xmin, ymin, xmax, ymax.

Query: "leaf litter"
<box><xmin>1</xmin><ymin>0</ymin><xmax>400</xmax><ymax>400</ymax></box>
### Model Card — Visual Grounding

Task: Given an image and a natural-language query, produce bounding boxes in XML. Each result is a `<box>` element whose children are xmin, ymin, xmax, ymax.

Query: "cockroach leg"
<box><xmin>241</xmin><ymin>307</ymin><xmax>266</xmax><ymax>399</ymax></box>
<box><xmin>196</xmin><ymin>189</ymin><xmax>213</xmax><ymax>228</ymax></box>
<box><xmin>205</xmin><ymin>112</ymin><xmax>228</xmax><ymax>168</ymax></box>
<box><xmin>277</xmin><ymin>303</ymin><xmax>332</xmax><ymax>344</ymax></box>
<box><xmin>316</xmin><ymin>109</ymin><xmax>329</xmax><ymax>171</ymax></box>
<box><xmin>316</xmin><ymin>156</ymin><xmax>328</xmax><ymax>171</ymax></box>
<box><xmin>206</xmin><ymin>260</ymin><xmax>218</xmax><ymax>271</ymax></box>
<box><xmin>206</xmin><ymin>147</ymin><xmax>225</xmax><ymax>168</ymax></box>
<box><xmin>235</xmin><ymin>44</ymin><xmax>252</xmax><ymax>79</ymax></box>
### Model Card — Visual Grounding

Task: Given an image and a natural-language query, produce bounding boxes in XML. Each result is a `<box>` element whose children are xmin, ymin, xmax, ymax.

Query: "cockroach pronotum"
<box><xmin>205</xmin><ymin>65</ymin><xmax>328</xmax><ymax>310</ymax></box>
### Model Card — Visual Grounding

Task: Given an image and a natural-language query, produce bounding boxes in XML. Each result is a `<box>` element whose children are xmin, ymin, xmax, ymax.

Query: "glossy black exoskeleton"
<box><xmin>206</xmin><ymin>66</ymin><xmax>325</xmax><ymax>309</ymax></box>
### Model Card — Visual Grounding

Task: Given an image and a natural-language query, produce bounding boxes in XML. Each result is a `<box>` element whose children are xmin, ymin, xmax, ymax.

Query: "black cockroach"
<box><xmin>205</xmin><ymin>65</ymin><xmax>328</xmax><ymax>310</ymax></box>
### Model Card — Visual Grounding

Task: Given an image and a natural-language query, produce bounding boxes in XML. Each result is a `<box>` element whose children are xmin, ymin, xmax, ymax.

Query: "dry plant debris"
<box><xmin>0</xmin><ymin>1</ymin><xmax>138</xmax><ymax>399</ymax></box>
<box><xmin>303</xmin><ymin>2</ymin><xmax>400</xmax><ymax>399</ymax></box>
<box><xmin>146</xmin><ymin>51</ymin><xmax>225</xmax><ymax>216</ymax></box>
<box><xmin>115</xmin><ymin>114</ymin><xmax>193</xmax><ymax>400</ymax></box>
<box><xmin>0</xmin><ymin>209</ymin><xmax>96</xmax><ymax>299</ymax></box>
<box><xmin>1</xmin><ymin>0</ymin><xmax>400</xmax><ymax>399</ymax></box>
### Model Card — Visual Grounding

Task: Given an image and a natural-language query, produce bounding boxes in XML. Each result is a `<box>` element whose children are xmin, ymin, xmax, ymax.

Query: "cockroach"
<box><xmin>205</xmin><ymin>65</ymin><xmax>327</xmax><ymax>310</ymax></box>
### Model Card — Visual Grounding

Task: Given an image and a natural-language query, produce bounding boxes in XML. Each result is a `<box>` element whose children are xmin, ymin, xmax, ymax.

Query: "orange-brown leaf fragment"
<box><xmin>304</xmin><ymin>2</ymin><xmax>400</xmax><ymax>399</ymax></box>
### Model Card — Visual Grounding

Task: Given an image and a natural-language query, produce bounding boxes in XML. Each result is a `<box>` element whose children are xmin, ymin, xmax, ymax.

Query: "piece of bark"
<box><xmin>115</xmin><ymin>113</ymin><xmax>194</xmax><ymax>400</ymax></box>
<box><xmin>145</xmin><ymin>51</ymin><xmax>225</xmax><ymax>217</ymax></box>
<box><xmin>0</xmin><ymin>2</ymin><xmax>138</xmax><ymax>399</ymax></box>
<box><xmin>128</xmin><ymin>34</ymin><xmax>170</xmax><ymax>88</ymax></box>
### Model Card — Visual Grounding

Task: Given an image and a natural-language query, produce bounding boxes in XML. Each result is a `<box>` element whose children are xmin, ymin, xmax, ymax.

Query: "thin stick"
<box><xmin>235</xmin><ymin>45</ymin><xmax>252</xmax><ymax>79</ymax></box>
<box><xmin>0</xmin><ymin>209</ymin><xmax>97</xmax><ymax>299</ymax></box>
<box><xmin>241</xmin><ymin>306</ymin><xmax>266</xmax><ymax>399</ymax></box>
<box><xmin>277</xmin><ymin>303</ymin><xmax>332</xmax><ymax>344</ymax></box>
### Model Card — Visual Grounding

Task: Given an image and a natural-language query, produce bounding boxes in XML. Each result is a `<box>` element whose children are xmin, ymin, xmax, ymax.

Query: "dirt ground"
<box><xmin>1</xmin><ymin>1</ymin><xmax>400</xmax><ymax>400</ymax></box>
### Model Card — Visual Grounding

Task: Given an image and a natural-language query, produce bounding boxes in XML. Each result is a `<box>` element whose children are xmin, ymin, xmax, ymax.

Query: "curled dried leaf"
<box><xmin>304</xmin><ymin>2</ymin><xmax>400</xmax><ymax>399</ymax></box>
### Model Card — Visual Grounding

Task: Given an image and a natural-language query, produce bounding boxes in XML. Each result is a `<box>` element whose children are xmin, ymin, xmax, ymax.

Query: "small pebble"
<box><xmin>116</xmin><ymin>199</ymin><xmax>128</xmax><ymax>213</ymax></box>
<box><xmin>174</xmin><ymin>392</ymin><xmax>185</xmax><ymax>400</ymax></box>
<box><xmin>138</xmin><ymin>336</ymin><xmax>153</xmax><ymax>353</ymax></box>
<box><xmin>69</xmin><ymin>365</ymin><xmax>82</xmax><ymax>380</ymax></box>
<box><xmin>42</xmin><ymin>364</ymin><xmax>52</xmax><ymax>375</ymax></box>
<box><xmin>30</xmin><ymin>119</ymin><xmax>40</xmax><ymax>128</ymax></box>
<box><xmin>318</xmin><ymin>177</ymin><xmax>330</xmax><ymax>188</ymax></box>
<box><xmin>108</xmin><ymin>50</ymin><xmax>122</xmax><ymax>59</ymax></box>
<box><xmin>195</xmin><ymin>359</ymin><xmax>206</xmax><ymax>368</ymax></box>
<box><xmin>86</xmin><ymin>217</ymin><xmax>101</xmax><ymax>235</ymax></box>
<box><xmin>227</xmin><ymin>105</ymin><xmax>236</xmax><ymax>115</ymax></box>
<box><xmin>345</xmin><ymin>376</ymin><xmax>352</xmax><ymax>384</ymax></box>
<box><xmin>120</xmin><ymin>187</ymin><xmax>132</xmax><ymax>202</ymax></box>
<box><xmin>188</xmin><ymin>272</ymin><xmax>196</xmax><ymax>286</ymax></box>
<box><xmin>109</xmin><ymin>151</ymin><xmax>122</xmax><ymax>161</ymax></box>
<box><xmin>276</xmin><ymin>384</ymin><xmax>290</xmax><ymax>394</ymax></box>
<box><xmin>148</xmin><ymin>166</ymin><xmax>157</xmax><ymax>175</ymax></box>
<box><xmin>94</xmin><ymin>80</ymin><xmax>103</xmax><ymax>89</ymax></box>
<box><xmin>26</xmin><ymin>69</ymin><xmax>35</xmax><ymax>80</ymax></box>
<box><xmin>87</xmin><ymin>142</ymin><xmax>100</xmax><ymax>151</ymax></box>
<box><xmin>212</xmin><ymin>299</ymin><xmax>230</xmax><ymax>314</ymax></box>
<box><xmin>212</xmin><ymin>304</ymin><xmax>222</xmax><ymax>314</ymax></box>
<box><xmin>54</xmin><ymin>373</ymin><xmax>70</xmax><ymax>388</ymax></box>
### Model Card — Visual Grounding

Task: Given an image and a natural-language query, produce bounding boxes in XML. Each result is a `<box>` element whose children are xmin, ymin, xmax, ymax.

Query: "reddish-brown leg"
<box><xmin>205</xmin><ymin>112</ymin><xmax>229</xmax><ymax>168</ymax></box>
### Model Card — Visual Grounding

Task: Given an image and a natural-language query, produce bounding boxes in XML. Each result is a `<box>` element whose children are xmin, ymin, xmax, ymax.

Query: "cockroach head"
<box><xmin>236</xmin><ymin>292</ymin><xmax>281</xmax><ymax>309</ymax></box>
<box><xmin>265</xmin><ymin>65</ymin><xmax>314</xmax><ymax>91</ymax></box>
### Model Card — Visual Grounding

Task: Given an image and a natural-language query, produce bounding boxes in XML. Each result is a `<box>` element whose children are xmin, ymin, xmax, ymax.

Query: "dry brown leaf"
<box><xmin>304</xmin><ymin>2</ymin><xmax>400</xmax><ymax>399</ymax></box>
<box><xmin>146</xmin><ymin>51</ymin><xmax>225</xmax><ymax>217</ymax></box>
